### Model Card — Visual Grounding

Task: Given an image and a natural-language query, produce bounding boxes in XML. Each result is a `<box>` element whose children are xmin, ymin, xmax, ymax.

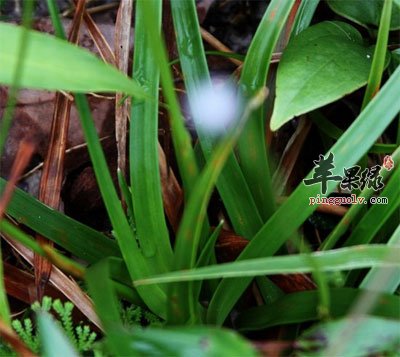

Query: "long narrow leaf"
<box><xmin>86</xmin><ymin>258</ymin><xmax>138</xmax><ymax>355</ymax></box>
<box><xmin>139</xmin><ymin>0</ymin><xmax>199</xmax><ymax>194</ymax></box>
<box><xmin>343</xmin><ymin>164</ymin><xmax>400</xmax><ymax>247</ymax></box>
<box><xmin>130</xmin><ymin>0</ymin><xmax>173</xmax><ymax>272</ymax></box>
<box><xmin>135</xmin><ymin>245</ymin><xmax>399</xmax><ymax>285</ymax></box>
<box><xmin>169</xmin><ymin>89</ymin><xmax>268</xmax><ymax>324</ymax></box>
<box><xmin>361</xmin><ymin>226</ymin><xmax>400</xmax><ymax>293</ymax></box>
<box><xmin>74</xmin><ymin>94</ymin><xmax>167</xmax><ymax>317</ymax></box>
<box><xmin>0</xmin><ymin>179</ymin><xmax>119</xmax><ymax>262</ymax></box>
<box><xmin>237</xmin><ymin>0</ymin><xmax>295</xmax><ymax>220</ymax></box>
<box><xmin>321</xmin><ymin>146</ymin><xmax>400</xmax><ymax>250</ymax></box>
<box><xmin>361</xmin><ymin>0</ymin><xmax>393</xmax><ymax>109</ymax></box>
<box><xmin>0</xmin><ymin>243</ymin><xmax>10</xmax><ymax>326</ymax></box>
<box><xmin>0</xmin><ymin>23</ymin><xmax>146</xmax><ymax>98</ymax></box>
<box><xmin>235</xmin><ymin>288</ymin><xmax>400</xmax><ymax>331</ymax></box>
<box><xmin>170</xmin><ymin>0</ymin><xmax>263</xmax><ymax>238</ymax></box>
<box><xmin>207</xmin><ymin>66</ymin><xmax>400</xmax><ymax>325</ymax></box>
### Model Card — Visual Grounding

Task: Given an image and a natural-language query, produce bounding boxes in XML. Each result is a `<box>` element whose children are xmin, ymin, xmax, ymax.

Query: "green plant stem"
<box><xmin>361</xmin><ymin>0</ymin><xmax>393</xmax><ymax>109</ymax></box>
<box><xmin>46</xmin><ymin>0</ymin><xmax>65</xmax><ymax>39</ymax></box>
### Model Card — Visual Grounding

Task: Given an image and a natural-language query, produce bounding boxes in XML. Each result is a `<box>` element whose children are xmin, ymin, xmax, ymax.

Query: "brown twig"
<box><xmin>114</xmin><ymin>0</ymin><xmax>133</xmax><ymax>179</ymax></box>
<box><xmin>0</xmin><ymin>140</ymin><xmax>35</xmax><ymax>219</ymax></box>
<box><xmin>158</xmin><ymin>143</ymin><xmax>183</xmax><ymax>232</ymax></box>
<box><xmin>216</xmin><ymin>230</ymin><xmax>317</xmax><ymax>293</ymax></box>
<box><xmin>277</xmin><ymin>196</ymin><xmax>349</xmax><ymax>217</ymax></box>
<box><xmin>200</xmin><ymin>27</ymin><xmax>242</xmax><ymax>66</ymax></box>
<box><xmin>34</xmin><ymin>0</ymin><xmax>86</xmax><ymax>301</ymax></box>
<box><xmin>4</xmin><ymin>236</ymin><xmax>102</xmax><ymax>330</ymax></box>
<box><xmin>273</xmin><ymin>117</ymin><xmax>312</xmax><ymax>195</ymax></box>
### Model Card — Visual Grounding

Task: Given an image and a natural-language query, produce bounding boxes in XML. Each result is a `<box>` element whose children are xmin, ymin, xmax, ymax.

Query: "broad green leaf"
<box><xmin>298</xmin><ymin>316</ymin><xmax>400</xmax><ymax>356</ymax></box>
<box><xmin>0</xmin><ymin>22</ymin><xmax>145</xmax><ymax>98</ymax></box>
<box><xmin>37</xmin><ymin>312</ymin><xmax>79</xmax><ymax>357</ymax></box>
<box><xmin>236</xmin><ymin>288</ymin><xmax>400</xmax><ymax>331</ymax></box>
<box><xmin>270</xmin><ymin>21</ymin><xmax>373</xmax><ymax>131</ymax></box>
<box><xmin>327</xmin><ymin>0</ymin><xmax>400</xmax><ymax>30</ymax></box>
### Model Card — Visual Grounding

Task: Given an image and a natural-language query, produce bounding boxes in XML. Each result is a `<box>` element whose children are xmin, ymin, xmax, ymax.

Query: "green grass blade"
<box><xmin>235</xmin><ymin>288</ymin><xmax>400</xmax><ymax>331</ymax></box>
<box><xmin>135</xmin><ymin>245</ymin><xmax>399</xmax><ymax>285</ymax></box>
<box><xmin>0</xmin><ymin>178</ymin><xmax>120</xmax><ymax>262</ymax></box>
<box><xmin>360</xmin><ymin>226</ymin><xmax>400</xmax><ymax>293</ymax></box>
<box><xmin>44</xmin><ymin>3</ymin><xmax>167</xmax><ymax>310</ymax></box>
<box><xmin>74</xmin><ymin>94</ymin><xmax>167</xmax><ymax>317</ymax></box>
<box><xmin>0</xmin><ymin>241</ymin><xmax>10</xmax><ymax>326</ymax></box>
<box><xmin>237</xmin><ymin>0</ymin><xmax>295</xmax><ymax>220</ymax></box>
<box><xmin>321</xmin><ymin>146</ymin><xmax>400</xmax><ymax>250</ymax></box>
<box><xmin>45</xmin><ymin>0</ymin><xmax>66</xmax><ymax>39</ymax></box>
<box><xmin>361</xmin><ymin>0</ymin><xmax>393</xmax><ymax>109</ymax></box>
<box><xmin>170</xmin><ymin>0</ymin><xmax>264</xmax><ymax>238</ymax></box>
<box><xmin>169</xmin><ymin>89</ymin><xmax>268</xmax><ymax>324</ymax></box>
<box><xmin>0</xmin><ymin>23</ymin><xmax>146</xmax><ymax>98</ymax></box>
<box><xmin>292</xmin><ymin>0</ymin><xmax>320</xmax><ymax>36</ymax></box>
<box><xmin>86</xmin><ymin>259</ymin><xmax>138</xmax><ymax>355</ymax></box>
<box><xmin>343</xmin><ymin>164</ymin><xmax>400</xmax><ymax>247</ymax></box>
<box><xmin>192</xmin><ymin>222</ymin><xmax>223</xmax><ymax>302</ymax></box>
<box><xmin>139</xmin><ymin>0</ymin><xmax>199</xmax><ymax>194</ymax></box>
<box><xmin>117</xmin><ymin>169</ymin><xmax>135</xmax><ymax>226</ymax></box>
<box><xmin>0</xmin><ymin>219</ymin><xmax>85</xmax><ymax>278</ymax></box>
<box><xmin>207</xmin><ymin>65</ymin><xmax>400</xmax><ymax>325</ymax></box>
<box><xmin>130</xmin><ymin>0</ymin><xmax>173</xmax><ymax>271</ymax></box>
<box><xmin>87</xmin><ymin>259</ymin><xmax>257</xmax><ymax>356</ymax></box>
<box><xmin>311</xmin><ymin>111</ymin><xmax>397</xmax><ymax>154</ymax></box>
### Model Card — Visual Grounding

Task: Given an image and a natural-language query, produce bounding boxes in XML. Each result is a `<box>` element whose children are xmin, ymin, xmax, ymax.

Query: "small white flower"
<box><xmin>190</xmin><ymin>80</ymin><xmax>241</xmax><ymax>135</ymax></box>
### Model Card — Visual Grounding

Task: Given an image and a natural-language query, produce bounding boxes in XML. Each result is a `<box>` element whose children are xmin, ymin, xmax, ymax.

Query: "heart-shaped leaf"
<box><xmin>0</xmin><ymin>23</ymin><xmax>145</xmax><ymax>98</ymax></box>
<box><xmin>327</xmin><ymin>0</ymin><xmax>400</xmax><ymax>30</ymax></box>
<box><xmin>270</xmin><ymin>21</ymin><xmax>373</xmax><ymax>131</ymax></box>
